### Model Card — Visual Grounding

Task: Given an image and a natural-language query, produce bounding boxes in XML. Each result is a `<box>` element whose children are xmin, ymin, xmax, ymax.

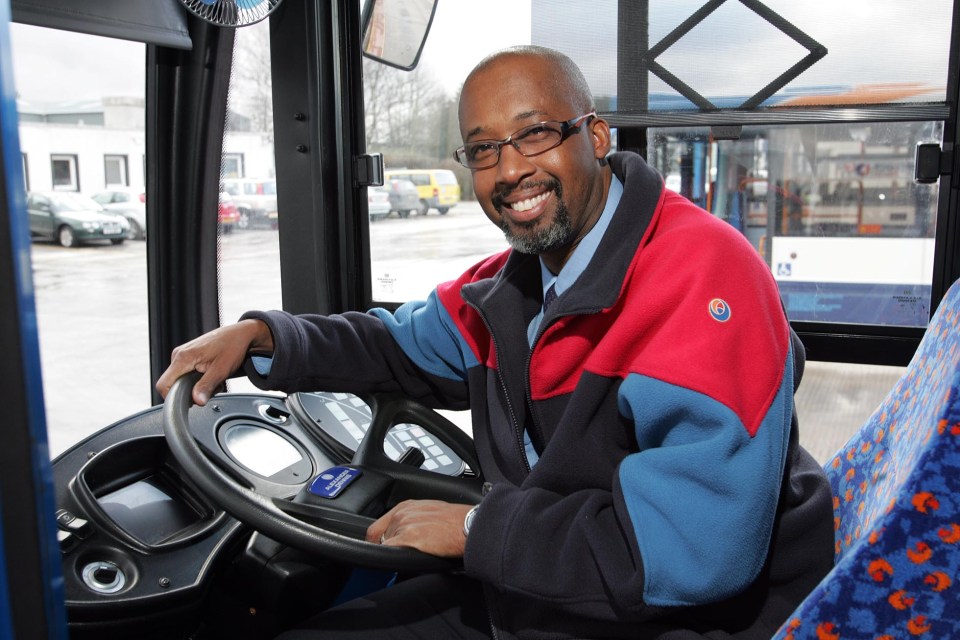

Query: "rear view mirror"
<box><xmin>361</xmin><ymin>0</ymin><xmax>437</xmax><ymax>70</ymax></box>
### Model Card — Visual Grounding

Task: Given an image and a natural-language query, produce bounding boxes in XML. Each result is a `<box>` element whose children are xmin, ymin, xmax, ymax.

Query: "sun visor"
<box><xmin>11</xmin><ymin>0</ymin><xmax>192</xmax><ymax>50</ymax></box>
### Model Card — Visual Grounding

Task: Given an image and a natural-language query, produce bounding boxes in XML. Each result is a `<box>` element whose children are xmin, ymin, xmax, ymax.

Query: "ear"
<box><xmin>589</xmin><ymin>116</ymin><xmax>612</xmax><ymax>159</ymax></box>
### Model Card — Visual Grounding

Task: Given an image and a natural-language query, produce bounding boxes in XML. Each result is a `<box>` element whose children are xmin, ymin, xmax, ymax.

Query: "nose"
<box><xmin>495</xmin><ymin>141</ymin><xmax>536</xmax><ymax>186</ymax></box>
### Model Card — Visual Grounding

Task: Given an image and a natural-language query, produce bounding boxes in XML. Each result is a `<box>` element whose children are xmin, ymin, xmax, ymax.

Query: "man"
<box><xmin>158</xmin><ymin>46</ymin><xmax>833</xmax><ymax>639</ymax></box>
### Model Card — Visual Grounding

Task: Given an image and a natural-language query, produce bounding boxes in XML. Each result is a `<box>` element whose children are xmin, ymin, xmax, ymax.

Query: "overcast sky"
<box><xmin>8</xmin><ymin>0</ymin><xmax>952</xmax><ymax>105</ymax></box>
<box><xmin>9</xmin><ymin>24</ymin><xmax>145</xmax><ymax>103</ymax></box>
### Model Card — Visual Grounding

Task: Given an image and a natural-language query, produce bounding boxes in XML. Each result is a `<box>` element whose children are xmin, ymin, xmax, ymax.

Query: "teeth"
<box><xmin>509</xmin><ymin>192</ymin><xmax>549</xmax><ymax>212</ymax></box>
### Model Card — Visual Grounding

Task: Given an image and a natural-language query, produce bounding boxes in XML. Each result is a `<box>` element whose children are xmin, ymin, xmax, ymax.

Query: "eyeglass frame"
<box><xmin>453</xmin><ymin>111</ymin><xmax>597</xmax><ymax>170</ymax></box>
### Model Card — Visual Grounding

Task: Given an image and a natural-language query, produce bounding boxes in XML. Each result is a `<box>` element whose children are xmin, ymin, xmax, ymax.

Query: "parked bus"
<box><xmin>1</xmin><ymin>0</ymin><xmax>959</xmax><ymax>638</ymax></box>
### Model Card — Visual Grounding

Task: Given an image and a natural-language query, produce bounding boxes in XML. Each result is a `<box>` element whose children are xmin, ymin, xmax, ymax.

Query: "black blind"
<box><xmin>12</xmin><ymin>0</ymin><xmax>191</xmax><ymax>49</ymax></box>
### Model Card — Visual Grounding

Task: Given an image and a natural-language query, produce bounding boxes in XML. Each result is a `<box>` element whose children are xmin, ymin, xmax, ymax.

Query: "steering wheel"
<box><xmin>163</xmin><ymin>372</ymin><xmax>484</xmax><ymax>572</ymax></box>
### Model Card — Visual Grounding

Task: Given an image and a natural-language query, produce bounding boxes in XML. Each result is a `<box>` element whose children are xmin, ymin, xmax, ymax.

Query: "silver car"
<box><xmin>90</xmin><ymin>187</ymin><xmax>147</xmax><ymax>240</ymax></box>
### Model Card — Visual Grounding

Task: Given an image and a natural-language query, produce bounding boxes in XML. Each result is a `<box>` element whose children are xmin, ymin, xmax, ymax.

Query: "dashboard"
<box><xmin>50</xmin><ymin>391</ymin><xmax>470</xmax><ymax>636</ymax></box>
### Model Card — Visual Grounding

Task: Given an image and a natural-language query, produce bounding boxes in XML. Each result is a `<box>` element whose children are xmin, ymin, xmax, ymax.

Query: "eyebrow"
<box><xmin>465</xmin><ymin>110</ymin><xmax>549</xmax><ymax>141</ymax></box>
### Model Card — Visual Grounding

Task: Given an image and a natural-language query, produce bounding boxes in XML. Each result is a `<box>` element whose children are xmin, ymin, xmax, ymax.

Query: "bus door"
<box><xmin>0</xmin><ymin>0</ymin><xmax>68</xmax><ymax>637</ymax></box>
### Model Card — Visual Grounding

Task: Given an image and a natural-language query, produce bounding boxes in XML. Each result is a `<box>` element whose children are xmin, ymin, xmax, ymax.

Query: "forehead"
<box><xmin>459</xmin><ymin>55</ymin><xmax>576</xmax><ymax>139</ymax></box>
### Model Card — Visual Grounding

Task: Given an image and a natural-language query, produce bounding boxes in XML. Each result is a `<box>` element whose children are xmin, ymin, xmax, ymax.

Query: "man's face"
<box><xmin>458</xmin><ymin>55</ymin><xmax>611</xmax><ymax>267</ymax></box>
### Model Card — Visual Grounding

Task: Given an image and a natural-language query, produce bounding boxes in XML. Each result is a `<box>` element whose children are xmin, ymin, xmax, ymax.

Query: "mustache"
<box><xmin>491</xmin><ymin>179</ymin><xmax>561</xmax><ymax>211</ymax></box>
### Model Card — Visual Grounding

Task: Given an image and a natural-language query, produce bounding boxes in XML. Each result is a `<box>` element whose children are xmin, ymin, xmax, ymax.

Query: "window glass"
<box><xmin>531</xmin><ymin>0</ymin><xmax>952</xmax><ymax>110</ymax></box>
<box><xmin>11</xmin><ymin>24</ymin><xmax>149</xmax><ymax>456</ymax></box>
<box><xmin>51</xmin><ymin>154</ymin><xmax>78</xmax><ymax>190</ymax></box>
<box><xmin>104</xmin><ymin>154</ymin><xmax>128</xmax><ymax>187</ymax></box>
<box><xmin>223</xmin><ymin>153</ymin><xmax>244</xmax><ymax>178</ymax></box>
<box><xmin>365</xmin><ymin>0</ymin><xmax>530</xmax><ymax>303</ymax></box>
<box><xmin>648</xmin><ymin>121</ymin><xmax>941</xmax><ymax>327</ymax></box>
<box><xmin>220</xmin><ymin>21</ymin><xmax>283</xmax><ymax>395</ymax></box>
<box><xmin>361</xmin><ymin>0</ymin><xmax>937</xmax><ymax>450</ymax></box>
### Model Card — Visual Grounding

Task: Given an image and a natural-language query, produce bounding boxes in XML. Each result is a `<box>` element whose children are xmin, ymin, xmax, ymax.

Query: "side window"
<box><xmin>12</xmin><ymin>24</ymin><xmax>149</xmax><ymax>457</ymax></box>
<box><xmin>51</xmin><ymin>154</ymin><xmax>78</xmax><ymax>191</ymax></box>
<box><xmin>362</xmin><ymin>3</ymin><xmax>532</xmax><ymax>430</ymax></box>
<box><xmin>223</xmin><ymin>153</ymin><xmax>244</xmax><ymax>178</ymax></box>
<box><xmin>104</xmin><ymin>154</ymin><xmax>128</xmax><ymax>187</ymax></box>
<box><xmin>648</xmin><ymin>122</ymin><xmax>940</xmax><ymax>328</ymax></box>
<box><xmin>220</xmin><ymin>20</ymin><xmax>282</xmax><ymax>396</ymax></box>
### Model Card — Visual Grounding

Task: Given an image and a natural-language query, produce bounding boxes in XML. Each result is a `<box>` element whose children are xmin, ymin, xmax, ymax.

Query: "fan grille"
<box><xmin>179</xmin><ymin>0</ymin><xmax>282</xmax><ymax>28</ymax></box>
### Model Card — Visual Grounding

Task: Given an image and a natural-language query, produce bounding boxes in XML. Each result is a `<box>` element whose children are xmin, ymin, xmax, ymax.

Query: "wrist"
<box><xmin>242</xmin><ymin>318</ymin><xmax>274</xmax><ymax>353</ymax></box>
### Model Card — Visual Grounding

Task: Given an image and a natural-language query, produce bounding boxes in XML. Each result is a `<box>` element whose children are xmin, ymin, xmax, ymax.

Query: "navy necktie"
<box><xmin>543</xmin><ymin>284</ymin><xmax>558</xmax><ymax>312</ymax></box>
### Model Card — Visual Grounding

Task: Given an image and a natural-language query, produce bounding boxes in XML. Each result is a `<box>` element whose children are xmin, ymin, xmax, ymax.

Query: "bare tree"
<box><xmin>224</xmin><ymin>21</ymin><xmax>452</xmax><ymax>165</ymax></box>
<box><xmin>229</xmin><ymin>22</ymin><xmax>273</xmax><ymax>141</ymax></box>
<box><xmin>363</xmin><ymin>57</ymin><xmax>449</xmax><ymax>154</ymax></box>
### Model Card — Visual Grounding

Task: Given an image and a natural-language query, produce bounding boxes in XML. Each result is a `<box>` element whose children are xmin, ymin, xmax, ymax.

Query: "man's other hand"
<box><xmin>367</xmin><ymin>500</ymin><xmax>473</xmax><ymax>558</ymax></box>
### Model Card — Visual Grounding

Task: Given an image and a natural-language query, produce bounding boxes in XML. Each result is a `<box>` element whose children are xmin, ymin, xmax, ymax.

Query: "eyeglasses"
<box><xmin>454</xmin><ymin>112</ymin><xmax>596</xmax><ymax>170</ymax></box>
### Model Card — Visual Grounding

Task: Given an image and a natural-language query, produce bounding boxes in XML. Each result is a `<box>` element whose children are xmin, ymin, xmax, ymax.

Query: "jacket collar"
<box><xmin>461</xmin><ymin>152</ymin><xmax>664</xmax><ymax>327</ymax></box>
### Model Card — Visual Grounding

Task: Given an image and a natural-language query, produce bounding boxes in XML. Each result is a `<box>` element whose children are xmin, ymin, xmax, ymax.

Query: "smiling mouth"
<box><xmin>493</xmin><ymin>179</ymin><xmax>559</xmax><ymax>215</ymax></box>
<box><xmin>507</xmin><ymin>192</ymin><xmax>550</xmax><ymax>212</ymax></box>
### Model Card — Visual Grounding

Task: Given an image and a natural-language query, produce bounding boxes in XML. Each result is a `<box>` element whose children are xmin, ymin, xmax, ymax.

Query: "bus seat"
<box><xmin>773</xmin><ymin>278</ymin><xmax>960</xmax><ymax>639</ymax></box>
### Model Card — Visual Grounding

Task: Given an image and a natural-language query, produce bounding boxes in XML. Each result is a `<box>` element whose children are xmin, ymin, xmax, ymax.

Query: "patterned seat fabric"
<box><xmin>774</xmin><ymin>279</ymin><xmax>960</xmax><ymax>640</ymax></box>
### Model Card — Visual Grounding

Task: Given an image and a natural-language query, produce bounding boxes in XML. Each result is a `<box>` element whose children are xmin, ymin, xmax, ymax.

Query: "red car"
<box><xmin>218</xmin><ymin>192</ymin><xmax>240</xmax><ymax>233</ymax></box>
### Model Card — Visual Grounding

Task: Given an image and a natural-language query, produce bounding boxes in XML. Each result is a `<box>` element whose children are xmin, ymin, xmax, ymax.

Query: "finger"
<box><xmin>192</xmin><ymin>369</ymin><xmax>229</xmax><ymax>406</ymax></box>
<box><xmin>365</xmin><ymin>518</ymin><xmax>387</xmax><ymax>544</ymax></box>
<box><xmin>156</xmin><ymin>360</ymin><xmax>190</xmax><ymax>399</ymax></box>
<box><xmin>367</xmin><ymin>507</ymin><xmax>397</xmax><ymax>544</ymax></box>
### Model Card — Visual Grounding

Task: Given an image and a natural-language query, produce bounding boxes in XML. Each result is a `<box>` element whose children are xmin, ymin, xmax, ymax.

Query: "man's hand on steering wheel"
<box><xmin>156</xmin><ymin>319</ymin><xmax>274</xmax><ymax>405</ymax></box>
<box><xmin>367</xmin><ymin>500</ymin><xmax>473</xmax><ymax>558</ymax></box>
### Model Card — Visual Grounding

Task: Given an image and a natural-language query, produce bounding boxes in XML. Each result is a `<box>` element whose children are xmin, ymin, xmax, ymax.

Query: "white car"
<box><xmin>368</xmin><ymin>185</ymin><xmax>392</xmax><ymax>221</ymax></box>
<box><xmin>90</xmin><ymin>187</ymin><xmax>147</xmax><ymax>240</ymax></box>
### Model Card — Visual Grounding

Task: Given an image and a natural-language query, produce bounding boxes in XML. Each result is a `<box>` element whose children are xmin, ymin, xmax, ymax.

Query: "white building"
<box><xmin>17</xmin><ymin>97</ymin><xmax>275</xmax><ymax>196</ymax></box>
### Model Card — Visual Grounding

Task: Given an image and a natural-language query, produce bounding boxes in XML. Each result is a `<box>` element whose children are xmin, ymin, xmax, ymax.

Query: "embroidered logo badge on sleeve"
<box><xmin>709</xmin><ymin>298</ymin><xmax>731</xmax><ymax>322</ymax></box>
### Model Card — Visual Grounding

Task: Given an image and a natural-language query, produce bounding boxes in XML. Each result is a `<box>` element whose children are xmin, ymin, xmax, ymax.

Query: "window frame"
<box><xmin>222</xmin><ymin>152</ymin><xmax>244</xmax><ymax>179</ymax></box>
<box><xmin>600</xmin><ymin>0</ymin><xmax>960</xmax><ymax>367</ymax></box>
<box><xmin>50</xmin><ymin>153</ymin><xmax>78</xmax><ymax>191</ymax></box>
<box><xmin>103</xmin><ymin>153</ymin><xmax>129</xmax><ymax>187</ymax></box>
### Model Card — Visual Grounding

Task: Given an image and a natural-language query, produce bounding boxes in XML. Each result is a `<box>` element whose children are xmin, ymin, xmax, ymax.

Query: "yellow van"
<box><xmin>384</xmin><ymin>169</ymin><xmax>461</xmax><ymax>215</ymax></box>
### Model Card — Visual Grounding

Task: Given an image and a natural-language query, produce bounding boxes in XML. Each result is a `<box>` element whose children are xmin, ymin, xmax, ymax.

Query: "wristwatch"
<box><xmin>463</xmin><ymin>505</ymin><xmax>480</xmax><ymax>537</ymax></box>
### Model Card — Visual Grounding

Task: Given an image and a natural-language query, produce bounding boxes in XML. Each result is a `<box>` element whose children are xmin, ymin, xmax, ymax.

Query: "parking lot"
<box><xmin>29</xmin><ymin>200</ymin><xmax>901</xmax><ymax>462</ymax></box>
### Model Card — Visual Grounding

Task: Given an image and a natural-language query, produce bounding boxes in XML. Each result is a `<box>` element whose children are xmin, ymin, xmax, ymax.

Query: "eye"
<box><xmin>466</xmin><ymin>141</ymin><xmax>498</xmax><ymax>160</ymax></box>
<box><xmin>519</xmin><ymin>124</ymin><xmax>554</xmax><ymax>140</ymax></box>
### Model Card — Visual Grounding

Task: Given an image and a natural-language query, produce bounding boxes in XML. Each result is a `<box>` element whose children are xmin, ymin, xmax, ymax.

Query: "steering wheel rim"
<box><xmin>163</xmin><ymin>372</ymin><xmax>480</xmax><ymax>572</ymax></box>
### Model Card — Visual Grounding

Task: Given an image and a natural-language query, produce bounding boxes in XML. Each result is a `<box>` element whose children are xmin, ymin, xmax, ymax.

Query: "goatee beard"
<box><xmin>494</xmin><ymin>181</ymin><xmax>573</xmax><ymax>255</ymax></box>
<box><xmin>501</xmin><ymin>200</ymin><xmax>573</xmax><ymax>254</ymax></box>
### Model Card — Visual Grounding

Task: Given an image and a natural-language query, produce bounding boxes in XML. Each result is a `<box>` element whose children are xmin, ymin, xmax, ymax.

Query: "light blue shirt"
<box><xmin>522</xmin><ymin>174</ymin><xmax>623</xmax><ymax>466</ymax></box>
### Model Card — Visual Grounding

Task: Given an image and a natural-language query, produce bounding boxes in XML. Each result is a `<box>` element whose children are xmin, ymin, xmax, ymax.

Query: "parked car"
<box><xmin>221</xmin><ymin>178</ymin><xmax>278</xmax><ymax>229</ymax></box>
<box><xmin>385</xmin><ymin>178</ymin><xmax>419</xmax><ymax>218</ymax></box>
<box><xmin>218</xmin><ymin>192</ymin><xmax>241</xmax><ymax>233</ymax></box>
<box><xmin>368</xmin><ymin>185</ymin><xmax>392</xmax><ymax>221</ymax></box>
<box><xmin>27</xmin><ymin>191</ymin><xmax>129</xmax><ymax>247</ymax></box>
<box><xmin>383</xmin><ymin>169</ymin><xmax>461</xmax><ymax>215</ymax></box>
<box><xmin>89</xmin><ymin>187</ymin><xmax>147</xmax><ymax>240</ymax></box>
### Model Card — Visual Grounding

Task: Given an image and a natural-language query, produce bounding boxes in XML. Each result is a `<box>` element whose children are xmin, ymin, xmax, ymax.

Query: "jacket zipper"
<box><xmin>482</xmin><ymin>583</ymin><xmax>502</xmax><ymax>640</ymax></box>
<box><xmin>471</xmin><ymin>302</ymin><xmax>531</xmax><ymax>472</ymax></box>
<box><xmin>468</xmin><ymin>297</ymin><xmax>601</xmax><ymax>640</ymax></box>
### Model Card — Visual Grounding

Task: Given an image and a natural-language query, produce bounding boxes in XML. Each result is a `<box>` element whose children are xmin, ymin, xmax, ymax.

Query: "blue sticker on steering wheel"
<box><xmin>309</xmin><ymin>466</ymin><xmax>362</xmax><ymax>499</ymax></box>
